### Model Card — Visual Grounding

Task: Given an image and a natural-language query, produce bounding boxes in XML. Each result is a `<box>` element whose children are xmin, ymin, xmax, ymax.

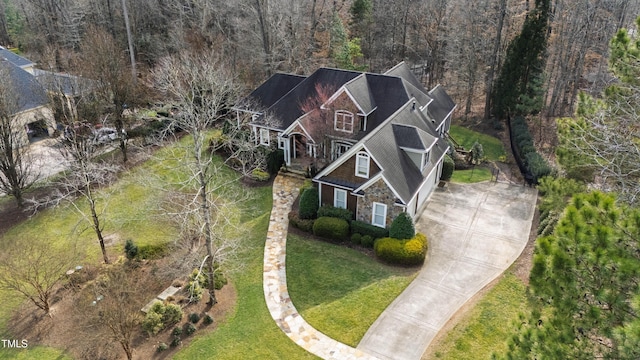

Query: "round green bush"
<box><xmin>374</xmin><ymin>233</ymin><xmax>428</xmax><ymax>265</ymax></box>
<box><xmin>124</xmin><ymin>239</ymin><xmax>138</xmax><ymax>260</ymax></box>
<box><xmin>203</xmin><ymin>314</ymin><xmax>214</xmax><ymax>325</ymax></box>
<box><xmin>351</xmin><ymin>233</ymin><xmax>362</xmax><ymax>245</ymax></box>
<box><xmin>157</xmin><ymin>342</ymin><xmax>168</xmax><ymax>352</ymax></box>
<box><xmin>184</xmin><ymin>322</ymin><xmax>197</xmax><ymax>336</ymax></box>
<box><xmin>442</xmin><ymin>154</ymin><xmax>454</xmax><ymax>181</ymax></box>
<box><xmin>312</xmin><ymin>217</ymin><xmax>350</xmax><ymax>241</ymax></box>
<box><xmin>299</xmin><ymin>187</ymin><xmax>319</xmax><ymax>220</ymax></box>
<box><xmin>172</xmin><ymin>326</ymin><xmax>183</xmax><ymax>336</ymax></box>
<box><xmin>170</xmin><ymin>336</ymin><xmax>181</xmax><ymax>347</ymax></box>
<box><xmin>389</xmin><ymin>212</ymin><xmax>415</xmax><ymax>240</ymax></box>
<box><xmin>189</xmin><ymin>313</ymin><xmax>200</xmax><ymax>324</ymax></box>
<box><xmin>162</xmin><ymin>303</ymin><xmax>183</xmax><ymax>327</ymax></box>
<box><xmin>361</xmin><ymin>235</ymin><xmax>374</xmax><ymax>248</ymax></box>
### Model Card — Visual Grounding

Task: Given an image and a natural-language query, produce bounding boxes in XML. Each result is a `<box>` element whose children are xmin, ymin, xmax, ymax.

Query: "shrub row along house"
<box><xmin>235</xmin><ymin>62</ymin><xmax>456</xmax><ymax>227</ymax></box>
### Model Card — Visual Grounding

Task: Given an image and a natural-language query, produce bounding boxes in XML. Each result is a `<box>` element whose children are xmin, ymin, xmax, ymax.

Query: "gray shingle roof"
<box><xmin>428</xmin><ymin>84</ymin><xmax>456</xmax><ymax>124</ymax></box>
<box><xmin>364</xmin><ymin>101</ymin><xmax>448</xmax><ymax>204</ymax></box>
<box><xmin>0</xmin><ymin>46</ymin><xmax>34</xmax><ymax>69</ymax></box>
<box><xmin>344</xmin><ymin>74</ymin><xmax>375</xmax><ymax>114</ymax></box>
<box><xmin>34</xmin><ymin>69</ymin><xmax>94</xmax><ymax>96</ymax></box>
<box><xmin>392</xmin><ymin>124</ymin><xmax>437</xmax><ymax>151</ymax></box>
<box><xmin>237</xmin><ymin>73</ymin><xmax>305</xmax><ymax>112</ymax></box>
<box><xmin>1</xmin><ymin>60</ymin><xmax>48</xmax><ymax>113</ymax></box>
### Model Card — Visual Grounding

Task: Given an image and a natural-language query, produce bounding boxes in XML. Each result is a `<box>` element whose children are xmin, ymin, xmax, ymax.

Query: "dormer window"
<box><xmin>334</xmin><ymin>110</ymin><xmax>354</xmax><ymax>133</ymax></box>
<box><xmin>356</xmin><ymin>152</ymin><xmax>370</xmax><ymax>178</ymax></box>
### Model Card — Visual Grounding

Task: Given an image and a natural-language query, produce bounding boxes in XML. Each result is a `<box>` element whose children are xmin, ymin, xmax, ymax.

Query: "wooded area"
<box><xmin>1</xmin><ymin>0</ymin><xmax>637</xmax><ymax>120</ymax></box>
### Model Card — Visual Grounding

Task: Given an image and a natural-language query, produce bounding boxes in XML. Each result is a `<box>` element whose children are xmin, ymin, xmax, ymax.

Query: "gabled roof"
<box><xmin>0</xmin><ymin>46</ymin><xmax>34</xmax><ymax>69</ymax></box>
<box><xmin>363</xmin><ymin>100</ymin><xmax>448</xmax><ymax>204</ymax></box>
<box><xmin>1</xmin><ymin>60</ymin><xmax>48</xmax><ymax>113</ymax></box>
<box><xmin>393</xmin><ymin>124</ymin><xmax>437</xmax><ymax>151</ymax></box>
<box><xmin>343</xmin><ymin>74</ymin><xmax>376</xmax><ymax>114</ymax></box>
<box><xmin>258</xmin><ymin>68</ymin><xmax>361</xmax><ymax>129</ymax></box>
<box><xmin>237</xmin><ymin>73</ymin><xmax>306</xmax><ymax>112</ymax></box>
<box><xmin>384</xmin><ymin>62</ymin><xmax>430</xmax><ymax>96</ymax></box>
<box><xmin>427</xmin><ymin>84</ymin><xmax>457</xmax><ymax>124</ymax></box>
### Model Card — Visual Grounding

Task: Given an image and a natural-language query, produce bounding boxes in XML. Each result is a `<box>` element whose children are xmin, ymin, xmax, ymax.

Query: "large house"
<box><xmin>235</xmin><ymin>62</ymin><xmax>456</xmax><ymax>226</ymax></box>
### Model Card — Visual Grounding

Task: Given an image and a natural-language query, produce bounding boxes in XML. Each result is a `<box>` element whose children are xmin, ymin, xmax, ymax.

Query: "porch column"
<box><xmin>284</xmin><ymin>137</ymin><xmax>291</xmax><ymax>166</ymax></box>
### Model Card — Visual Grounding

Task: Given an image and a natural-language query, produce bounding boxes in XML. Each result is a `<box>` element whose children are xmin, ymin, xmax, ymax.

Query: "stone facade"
<box><xmin>357</xmin><ymin>178</ymin><xmax>404</xmax><ymax>227</ymax></box>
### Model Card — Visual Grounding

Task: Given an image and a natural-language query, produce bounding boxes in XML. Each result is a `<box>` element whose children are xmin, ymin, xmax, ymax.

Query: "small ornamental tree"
<box><xmin>441</xmin><ymin>155</ymin><xmax>454</xmax><ymax>181</ymax></box>
<box><xmin>389</xmin><ymin>212</ymin><xmax>415</xmax><ymax>240</ymax></box>
<box><xmin>299</xmin><ymin>187</ymin><xmax>319</xmax><ymax>220</ymax></box>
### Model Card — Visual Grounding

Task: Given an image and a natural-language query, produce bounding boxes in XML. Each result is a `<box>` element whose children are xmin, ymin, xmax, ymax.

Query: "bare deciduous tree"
<box><xmin>0</xmin><ymin>62</ymin><xmax>41</xmax><ymax>207</ymax></box>
<box><xmin>0</xmin><ymin>240</ymin><xmax>78</xmax><ymax>316</ymax></box>
<box><xmin>75</xmin><ymin>266</ymin><xmax>149</xmax><ymax>360</ymax></box>
<box><xmin>153</xmin><ymin>50</ymin><xmax>242</xmax><ymax>305</ymax></box>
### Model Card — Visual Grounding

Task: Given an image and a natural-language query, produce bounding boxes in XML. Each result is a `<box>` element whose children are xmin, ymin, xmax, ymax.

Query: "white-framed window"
<box><xmin>334</xmin><ymin>188</ymin><xmax>347</xmax><ymax>209</ymax></box>
<box><xmin>334</xmin><ymin>110</ymin><xmax>354</xmax><ymax>133</ymax></box>
<box><xmin>334</xmin><ymin>141</ymin><xmax>351</xmax><ymax>159</ymax></box>
<box><xmin>260</xmin><ymin>128</ymin><xmax>270</xmax><ymax>146</ymax></box>
<box><xmin>277</xmin><ymin>133</ymin><xmax>285</xmax><ymax>149</ymax></box>
<box><xmin>372</xmin><ymin>202</ymin><xmax>387</xmax><ymax>228</ymax></box>
<box><xmin>356</xmin><ymin>152</ymin><xmax>370</xmax><ymax>178</ymax></box>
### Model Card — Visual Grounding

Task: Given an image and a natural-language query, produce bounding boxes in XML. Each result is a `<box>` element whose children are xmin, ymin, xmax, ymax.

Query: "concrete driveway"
<box><xmin>357</xmin><ymin>181</ymin><xmax>537</xmax><ymax>360</ymax></box>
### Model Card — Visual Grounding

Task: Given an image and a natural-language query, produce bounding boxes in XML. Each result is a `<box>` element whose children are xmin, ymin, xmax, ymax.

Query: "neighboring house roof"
<box><xmin>34</xmin><ymin>69</ymin><xmax>93</xmax><ymax>97</ymax></box>
<box><xmin>1</xmin><ymin>59</ymin><xmax>48</xmax><ymax>113</ymax></box>
<box><xmin>0</xmin><ymin>46</ymin><xmax>35</xmax><ymax>69</ymax></box>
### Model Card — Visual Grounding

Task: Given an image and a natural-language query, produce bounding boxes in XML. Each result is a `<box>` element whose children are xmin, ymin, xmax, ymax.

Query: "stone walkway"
<box><xmin>263</xmin><ymin>174</ymin><xmax>379</xmax><ymax>360</ymax></box>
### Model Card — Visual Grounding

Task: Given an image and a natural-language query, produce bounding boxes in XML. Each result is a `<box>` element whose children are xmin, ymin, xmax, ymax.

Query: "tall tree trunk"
<box><xmin>484</xmin><ymin>0</ymin><xmax>507</xmax><ymax>120</ymax></box>
<box><xmin>255</xmin><ymin>0</ymin><xmax>273</xmax><ymax>76</ymax></box>
<box><xmin>0</xmin><ymin>1</ymin><xmax>11</xmax><ymax>46</ymax></box>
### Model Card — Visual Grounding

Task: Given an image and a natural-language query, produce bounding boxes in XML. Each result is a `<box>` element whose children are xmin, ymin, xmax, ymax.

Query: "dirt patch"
<box><xmin>8</xmin><ymin>261</ymin><xmax>237</xmax><ymax>360</ymax></box>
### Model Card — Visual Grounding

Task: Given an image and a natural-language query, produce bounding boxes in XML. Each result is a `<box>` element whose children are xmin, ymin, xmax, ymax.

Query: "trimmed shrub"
<box><xmin>203</xmin><ymin>314</ymin><xmax>214</xmax><ymax>325</ymax></box>
<box><xmin>317</xmin><ymin>205</ymin><xmax>353</xmax><ymax>222</ymax></box>
<box><xmin>137</xmin><ymin>243</ymin><xmax>169</xmax><ymax>260</ymax></box>
<box><xmin>351</xmin><ymin>233</ymin><xmax>362</xmax><ymax>245</ymax></box>
<box><xmin>189</xmin><ymin>313</ymin><xmax>200</xmax><ymax>324</ymax></box>
<box><xmin>124</xmin><ymin>239</ymin><xmax>138</xmax><ymax>260</ymax></box>
<box><xmin>184</xmin><ymin>322</ymin><xmax>197</xmax><ymax>336</ymax></box>
<box><xmin>351</xmin><ymin>220</ymin><xmax>389</xmax><ymax>239</ymax></box>
<box><xmin>441</xmin><ymin>154</ymin><xmax>454</xmax><ymax>181</ymax></box>
<box><xmin>170</xmin><ymin>336</ymin><xmax>181</xmax><ymax>347</ymax></box>
<box><xmin>288</xmin><ymin>211</ymin><xmax>315</xmax><ymax>233</ymax></box>
<box><xmin>389</xmin><ymin>212</ymin><xmax>415</xmax><ymax>240</ymax></box>
<box><xmin>509</xmin><ymin>116</ymin><xmax>552</xmax><ymax>184</ymax></box>
<box><xmin>312</xmin><ymin>217</ymin><xmax>350</xmax><ymax>241</ymax></box>
<box><xmin>361</xmin><ymin>235</ymin><xmax>375</xmax><ymax>248</ymax></box>
<box><xmin>157</xmin><ymin>343</ymin><xmax>168</xmax><ymax>352</ymax></box>
<box><xmin>299</xmin><ymin>187</ymin><xmax>319</xmax><ymax>220</ymax></box>
<box><xmin>374</xmin><ymin>233</ymin><xmax>428</xmax><ymax>265</ymax></box>
<box><xmin>251</xmin><ymin>168</ymin><xmax>270</xmax><ymax>182</ymax></box>
<box><xmin>163</xmin><ymin>304</ymin><xmax>183</xmax><ymax>326</ymax></box>
<box><xmin>188</xmin><ymin>269</ymin><xmax>206</xmax><ymax>302</ymax></box>
<box><xmin>299</xmin><ymin>179</ymin><xmax>314</xmax><ymax>194</ymax></box>
<box><xmin>267</xmin><ymin>149</ymin><xmax>285</xmax><ymax>174</ymax></box>
<box><xmin>172</xmin><ymin>327</ymin><xmax>183</xmax><ymax>336</ymax></box>
<box><xmin>142</xmin><ymin>308</ymin><xmax>164</xmax><ymax>335</ymax></box>
<box><xmin>214</xmin><ymin>270</ymin><xmax>227</xmax><ymax>290</ymax></box>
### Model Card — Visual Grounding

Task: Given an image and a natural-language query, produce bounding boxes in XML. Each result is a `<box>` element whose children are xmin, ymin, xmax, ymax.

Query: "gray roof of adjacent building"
<box><xmin>0</xmin><ymin>46</ymin><xmax>34</xmax><ymax>69</ymax></box>
<box><xmin>1</xmin><ymin>59</ymin><xmax>48</xmax><ymax>114</ymax></box>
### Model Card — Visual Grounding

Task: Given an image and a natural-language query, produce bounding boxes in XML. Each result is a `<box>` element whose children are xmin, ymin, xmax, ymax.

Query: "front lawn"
<box><xmin>287</xmin><ymin>234</ymin><xmax>417</xmax><ymax>347</ymax></box>
<box><xmin>450</xmin><ymin>167</ymin><xmax>492</xmax><ymax>183</ymax></box>
<box><xmin>449</xmin><ymin>125</ymin><xmax>505</xmax><ymax>161</ymax></box>
<box><xmin>425</xmin><ymin>272</ymin><xmax>528</xmax><ymax>360</ymax></box>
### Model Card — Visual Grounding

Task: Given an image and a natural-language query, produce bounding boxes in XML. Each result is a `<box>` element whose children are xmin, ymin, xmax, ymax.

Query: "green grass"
<box><xmin>0</xmin><ymin>346</ymin><xmax>72</xmax><ymax>360</ymax></box>
<box><xmin>0</xmin><ymin>136</ymin><xmax>317</xmax><ymax>359</ymax></box>
<box><xmin>450</xmin><ymin>167</ymin><xmax>493</xmax><ymax>183</ymax></box>
<box><xmin>429</xmin><ymin>272</ymin><xmax>528</xmax><ymax>360</ymax></box>
<box><xmin>287</xmin><ymin>234</ymin><xmax>417</xmax><ymax>346</ymax></box>
<box><xmin>174</xmin><ymin>188</ymin><xmax>318</xmax><ymax>360</ymax></box>
<box><xmin>449</xmin><ymin>125</ymin><xmax>506</xmax><ymax>161</ymax></box>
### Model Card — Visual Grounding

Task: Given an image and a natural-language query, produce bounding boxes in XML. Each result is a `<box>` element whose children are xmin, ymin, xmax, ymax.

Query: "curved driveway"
<box><xmin>357</xmin><ymin>181</ymin><xmax>537</xmax><ymax>360</ymax></box>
